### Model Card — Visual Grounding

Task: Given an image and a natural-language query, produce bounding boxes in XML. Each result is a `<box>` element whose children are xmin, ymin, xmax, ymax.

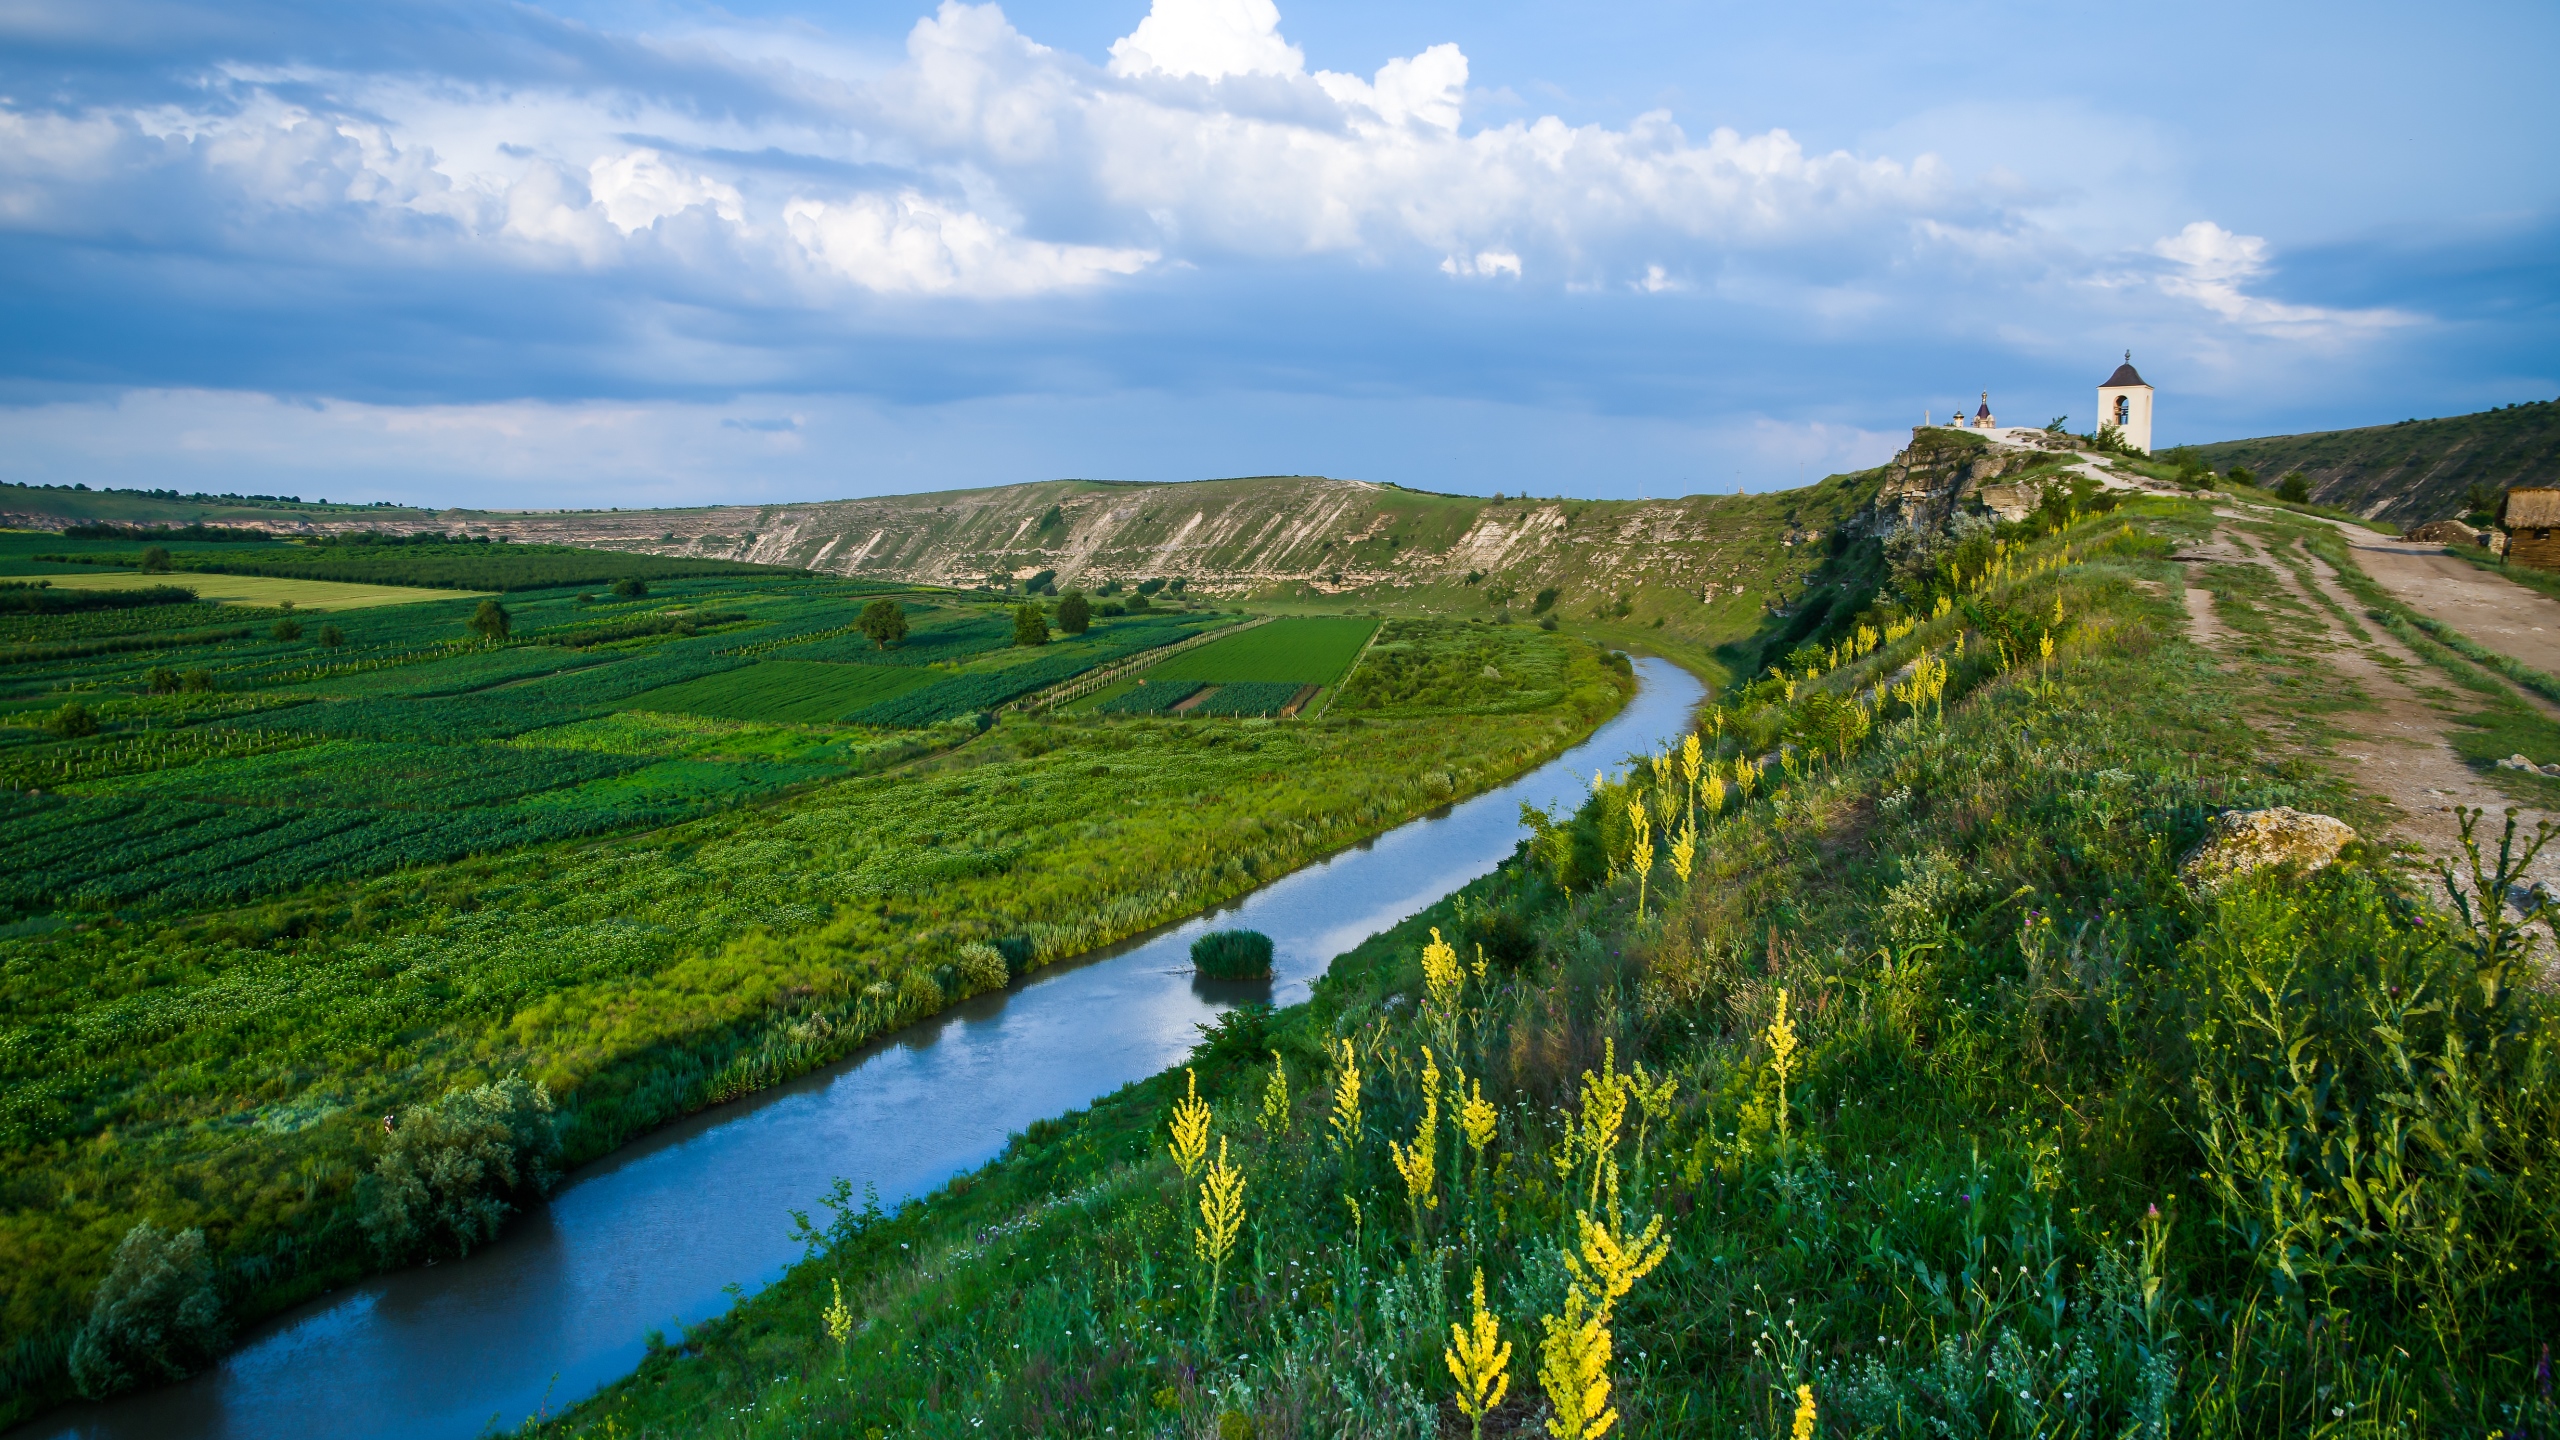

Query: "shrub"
<box><xmin>140</xmin><ymin>546</ymin><xmax>172</xmax><ymax>573</ymax></box>
<box><xmin>181</xmin><ymin>668</ymin><xmax>214</xmax><ymax>692</ymax></box>
<box><xmin>318</xmin><ymin>624</ymin><xmax>346</xmax><ymax>647</ymax></box>
<box><xmin>469</xmin><ymin>599</ymin><xmax>512</xmax><ymax>640</ymax></box>
<box><xmin>1124</xmin><ymin>593</ymin><xmax>1151</xmax><ymax>614</ymax></box>
<box><xmin>1191</xmin><ymin>929</ymin><xmax>1274</xmax><ymax>979</ymax></box>
<box><xmin>1013</xmin><ymin>604</ymin><xmax>1049</xmax><ymax>647</ymax></box>
<box><xmin>49</xmin><ymin>701</ymin><xmax>99</xmax><ymax>739</ymax></box>
<box><xmin>1538</xmin><ymin>615</ymin><xmax>1558</xmax><ymax>631</ymax></box>
<box><xmin>271</xmin><ymin>618</ymin><xmax>303</xmax><ymax>641</ymax></box>
<box><xmin>859</xmin><ymin>598</ymin><xmax>909</xmax><ymax>650</ymax></box>
<box><xmin>1531</xmin><ymin>587</ymin><xmax>1559</xmax><ymax>614</ymax></box>
<box><xmin>145</xmin><ymin>667</ymin><xmax>179</xmax><ymax>694</ymax></box>
<box><xmin>2277</xmin><ymin>471</ymin><xmax>2311</xmax><ymax>503</ymax></box>
<box><xmin>612</xmin><ymin>577</ymin><xmax>648</xmax><ymax>599</ymax></box>
<box><xmin>955</xmin><ymin>942</ymin><xmax>1009</xmax><ymax>995</ymax></box>
<box><xmin>66</xmin><ymin>1222</ymin><xmax>227</xmax><ymax>1398</ymax></box>
<box><xmin>1057</xmin><ymin>590</ymin><xmax>1091</xmax><ymax>634</ymax></box>
<box><xmin>362</xmin><ymin>1076</ymin><xmax>561</xmax><ymax>1261</ymax></box>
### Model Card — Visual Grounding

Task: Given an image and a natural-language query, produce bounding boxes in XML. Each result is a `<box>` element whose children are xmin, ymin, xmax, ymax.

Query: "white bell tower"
<box><xmin>2097</xmin><ymin>352</ymin><xmax>2153</xmax><ymax>453</ymax></box>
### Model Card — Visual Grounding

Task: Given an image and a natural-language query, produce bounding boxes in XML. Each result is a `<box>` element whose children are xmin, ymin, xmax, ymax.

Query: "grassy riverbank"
<box><xmin>529</xmin><ymin>500</ymin><xmax>2558</xmax><ymax>1439</ymax></box>
<box><xmin>0</xmin><ymin>545</ymin><xmax>1632</xmax><ymax>1422</ymax></box>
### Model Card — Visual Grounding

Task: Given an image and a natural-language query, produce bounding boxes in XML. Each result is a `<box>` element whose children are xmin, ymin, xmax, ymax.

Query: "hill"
<box><xmin>2190</xmin><ymin>397</ymin><xmax>2560</xmax><ymax>524</ymax></box>
<box><xmin>5</xmin><ymin>474</ymin><xmax>1890</xmax><ymax>681</ymax></box>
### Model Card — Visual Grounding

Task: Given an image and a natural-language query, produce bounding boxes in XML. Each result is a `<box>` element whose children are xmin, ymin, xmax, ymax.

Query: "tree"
<box><xmin>145</xmin><ymin>667</ymin><xmax>179</xmax><ymax>694</ymax></box>
<box><xmin>469</xmin><ymin>599</ymin><xmax>511</xmax><ymax>640</ymax></box>
<box><xmin>67</xmin><ymin>1222</ymin><xmax>227</xmax><ymax>1398</ymax></box>
<box><xmin>139</xmin><ymin>546</ymin><xmax>172</xmax><ymax>574</ymax></box>
<box><xmin>49</xmin><ymin>701</ymin><xmax>99</xmax><ymax>739</ymax></box>
<box><xmin>271</xmin><ymin>617</ymin><xmax>303</xmax><ymax>641</ymax></box>
<box><xmin>1056</xmin><ymin>590</ymin><xmax>1091</xmax><ymax>634</ymax></box>
<box><xmin>2277</xmin><ymin>471</ymin><xmax>2311</xmax><ymax>504</ymax></box>
<box><xmin>1013</xmin><ymin>603</ymin><xmax>1050</xmax><ymax>647</ymax></box>
<box><xmin>1024</xmin><ymin>569</ymin><xmax>1057</xmax><ymax>595</ymax></box>
<box><xmin>1532</xmin><ymin>587</ymin><xmax>1560</xmax><ymax>615</ymax></box>
<box><xmin>858</xmin><ymin>597</ymin><xmax>909</xmax><ymax>650</ymax></box>
<box><xmin>611</xmin><ymin>577</ymin><xmax>647</xmax><ymax>599</ymax></box>
<box><xmin>2227</xmin><ymin>465</ymin><xmax>2258</xmax><ymax>488</ymax></box>
<box><xmin>181</xmin><ymin>669</ymin><xmax>214</xmax><ymax>693</ymax></box>
<box><xmin>318</xmin><ymin>624</ymin><xmax>346</xmax><ymax>647</ymax></box>
<box><xmin>363</xmin><ymin>1076</ymin><xmax>561</xmax><ymax>1261</ymax></box>
<box><xmin>1124</xmin><ymin>592</ymin><xmax>1152</xmax><ymax>614</ymax></box>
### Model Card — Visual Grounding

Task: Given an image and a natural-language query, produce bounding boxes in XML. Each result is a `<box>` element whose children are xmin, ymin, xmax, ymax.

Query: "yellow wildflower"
<box><xmin>1538</xmin><ymin>1287</ymin><xmax>1617</xmax><ymax>1440</ymax></box>
<box><xmin>1168</xmin><ymin>1067</ymin><xmax>1212</xmax><ymax>1180</ymax></box>
<box><xmin>1446</xmin><ymin>1268</ymin><xmax>1512</xmax><ymax>1440</ymax></box>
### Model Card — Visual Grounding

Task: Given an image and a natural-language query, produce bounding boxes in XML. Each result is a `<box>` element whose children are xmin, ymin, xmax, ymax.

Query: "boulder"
<box><xmin>2179</xmin><ymin>807</ymin><xmax>2358</xmax><ymax>892</ymax></box>
<box><xmin>2402</xmin><ymin>519</ymin><xmax>2482</xmax><ymax>546</ymax></box>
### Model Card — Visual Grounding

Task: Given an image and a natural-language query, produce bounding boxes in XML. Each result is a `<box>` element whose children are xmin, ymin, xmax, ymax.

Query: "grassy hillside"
<box><xmin>2191</xmin><ymin>397</ymin><xmax>2560</xmax><ymax>525</ymax></box>
<box><xmin>532</xmin><ymin>494</ymin><xmax>2559</xmax><ymax>1440</ymax></box>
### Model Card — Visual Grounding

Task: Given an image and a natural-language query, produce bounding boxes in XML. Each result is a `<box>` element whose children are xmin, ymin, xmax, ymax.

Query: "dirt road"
<box><xmin>2301</xmin><ymin>518</ymin><xmax>2560</xmax><ymax>676</ymax></box>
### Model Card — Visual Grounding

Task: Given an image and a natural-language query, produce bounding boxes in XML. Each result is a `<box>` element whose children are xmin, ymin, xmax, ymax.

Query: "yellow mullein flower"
<box><xmin>1577</xmin><ymin>1039</ymin><xmax>1629</xmax><ymax>1208</ymax></box>
<box><xmin>1446</xmin><ymin>1268</ymin><xmax>1512</xmax><ymax>1440</ymax></box>
<box><xmin>1193</xmin><ymin>1137</ymin><xmax>1246</xmax><ymax>1347</ymax></box>
<box><xmin>1766</xmin><ymin>990</ymin><xmax>1801</xmax><ymax>1143</ymax></box>
<box><xmin>1792</xmin><ymin>1382</ymin><xmax>1817</xmax><ymax>1439</ymax></box>
<box><xmin>1669</xmin><ymin>820</ymin><xmax>1696</xmax><ymax>888</ymax></box>
<box><xmin>1471</xmin><ymin>942</ymin><xmax>1490</xmax><ymax>984</ymax></box>
<box><xmin>1538</xmin><ymin>1287</ymin><xmax>1617</xmax><ymax>1440</ymax></box>
<box><xmin>1168</xmin><ymin>1067</ymin><xmax>1212</xmax><ymax>1181</ymax></box>
<box><xmin>822</xmin><ymin>1277</ymin><xmax>853</xmax><ymax>1350</ymax></box>
<box><xmin>1388</xmin><ymin>1050</ymin><xmax>1441</xmax><ymax>1246</ymax></box>
<box><xmin>1457</xmin><ymin>1075</ymin><xmax>1498</xmax><ymax>1167</ymax></box>
<box><xmin>1566</xmin><ymin>1187</ymin><xmax>1670</xmax><ymax>1322</ymax></box>
<box><xmin>1328</xmin><ymin>1038</ymin><xmax>1363</xmax><ymax>1163</ymax></box>
<box><xmin>1629</xmin><ymin>1062</ymin><xmax>1678</xmax><ymax>1169</ymax></box>
<box><xmin>1702</xmin><ymin>771</ymin><xmax>1727</xmax><ymax>818</ymax></box>
<box><xmin>1421</xmin><ymin>926</ymin><xmax>1464</xmax><ymax>1015</ymax></box>
<box><xmin>1258</xmin><ymin>1050</ymin><xmax>1291</xmax><ymax>1141</ymax></box>
<box><xmin>2050</xmin><ymin>592</ymin><xmax>2064</xmax><ymax>627</ymax></box>
<box><xmin>1680</xmin><ymin>731</ymin><xmax>1701</xmax><ymax>805</ymax></box>
<box><xmin>1625</xmin><ymin>801</ymin><xmax>1653</xmax><ymax>919</ymax></box>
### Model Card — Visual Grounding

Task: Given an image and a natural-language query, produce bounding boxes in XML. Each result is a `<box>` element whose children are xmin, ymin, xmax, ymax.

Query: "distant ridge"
<box><xmin>2191</xmin><ymin>399</ymin><xmax>2560</xmax><ymax>524</ymax></box>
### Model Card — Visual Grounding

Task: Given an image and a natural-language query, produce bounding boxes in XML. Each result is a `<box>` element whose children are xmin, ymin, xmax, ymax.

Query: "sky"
<box><xmin>1</xmin><ymin>0</ymin><xmax>2554</xmax><ymax>507</ymax></box>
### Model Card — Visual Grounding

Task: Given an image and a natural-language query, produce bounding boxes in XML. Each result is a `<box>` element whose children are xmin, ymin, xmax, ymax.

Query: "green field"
<box><xmin>30</xmin><ymin>570</ymin><xmax>487</xmax><ymax>610</ymax></box>
<box><xmin>0</xmin><ymin>525</ymin><xmax>1636</xmax><ymax>1425</ymax></box>
<box><xmin>1139</xmin><ymin>614</ymin><xmax>1376</xmax><ymax>684</ymax></box>
<box><xmin>624</xmin><ymin>659</ymin><xmax>938</xmax><ymax>724</ymax></box>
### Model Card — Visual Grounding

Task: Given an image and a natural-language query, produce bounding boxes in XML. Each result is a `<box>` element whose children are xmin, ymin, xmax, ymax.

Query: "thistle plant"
<box><xmin>1388</xmin><ymin>1048</ymin><xmax>1441</xmax><ymax>1249</ymax></box>
<box><xmin>1258</xmin><ymin>1049</ymin><xmax>1291</xmax><ymax>1142</ymax></box>
<box><xmin>1446</xmin><ymin>1268</ymin><xmax>1513</xmax><ymax>1440</ymax></box>
<box><xmin>1537</xmin><ymin>1286</ymin><xmax>1617</xmax><ymax>1440</ymax></box>
<box><xmin>1168</xmin><ymin>1067</ymin><xmax>1213</xmax><ymax>1181</ymax></box>
<box><xmin>1193</xmin><ymin>1137</ymin><xmax>1246</xmax><ymax>1349</ymax></box>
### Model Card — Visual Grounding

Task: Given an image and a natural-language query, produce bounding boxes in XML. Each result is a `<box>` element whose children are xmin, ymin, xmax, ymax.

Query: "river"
<box><xmin>25</xmin><ymin>657</ymin><xmax>1701</xmax><ymax>1440</ymax></box>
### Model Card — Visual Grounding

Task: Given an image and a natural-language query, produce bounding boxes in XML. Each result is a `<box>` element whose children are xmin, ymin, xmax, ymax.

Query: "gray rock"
<box><xmin>2180</xmin><ymin>807</ymin><xmax>2359</xmax><ymax>893</ymax></box>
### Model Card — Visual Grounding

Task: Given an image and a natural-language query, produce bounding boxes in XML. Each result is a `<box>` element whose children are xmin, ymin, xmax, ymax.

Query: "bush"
<box><xmin>49</xmin><ymin>701</ymin><xmax>99</xmax><ymax>739</ymax></box>
<box><xmin>469</xmin><ymin>599</ymin><xmax>512</xmax><ymax>640</ymax></box>
<box><xmin>1190</xmin><ymin>928</ymin><xmax>1274</xmax><ymax>979</ymax></box>
<box><xmin>2277</xmin><ymin>471</ymin><xmax>2312</xmax><ymax>503</ymax></box>
<box><xmin>67</xmin><ymin>1222</ymin><xmax>228</xmax><ymax>1398</ymax></box>
<box><xmin>1013</xmin><ymin>604</ymin><xmax>1049</xmax><ymax>647</ymax></box>
<box><xmin>362</xmin><ymin>1076</ymin><xmax>561</xmax><ymax>1261</ymax></box>
<box><xmin>271</xmin><ymin>618</ymin><xmax>303</xmax><ymax>641</ymax></box>
<box><xmin>181</xmin><ymin>668</ymin><xmax>214</xmax><ymax>693</ymax></box>
<box><xmin>145</xmin><ymin>667</ymin><xmax>179</xmax><ymax>694</ymax></box>
<box><xmin>858</xmin><ymin>597</ymin><xmax>909</xmax><ymax>650</ymax></box>
<box><xmin>955</xmin><ymin>942</ymin><xmax>1009</xmax><ymax>995</ymax></box>
<box><xmin>140</xmin><ymin>546</ymin><xmax>172</xmax><ymax>573</ymax></box>
<box><xmin>1057</xmin><ymin>590</ymin><xmax>1091</xmax><ymax>635</ymax></box>
<box><xmin>318</xmin><ymin>624</ymin><xmax>346</xmax><ymax>647</ymax></box>
<box><xmin>1531</xmin><ymin>587</ymin><xmax>1559</xmax><ymax>614</ymax></box>
<box><xmin>612</xmin><ymin>577</ymin><xmax>648</xmax><ymax>599</ymax></box>
<box><xmin>1537</xmin><ymin>614</ymin><xmax>1558</xmax><ymax>631</ymax></box>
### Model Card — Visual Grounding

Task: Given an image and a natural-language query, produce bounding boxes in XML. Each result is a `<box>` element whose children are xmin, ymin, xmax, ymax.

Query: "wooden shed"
<box><xmin>2502</xmin><ymin>488</ymin><xmax>2560</xmax><ymax>570</ymax></box>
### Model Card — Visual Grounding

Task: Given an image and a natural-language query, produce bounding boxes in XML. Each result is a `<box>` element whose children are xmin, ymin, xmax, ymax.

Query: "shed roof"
<box><xmin>2502</xmin><ymin>487</ymin><xmax>2560</xmax><ymax>528</ymax></box>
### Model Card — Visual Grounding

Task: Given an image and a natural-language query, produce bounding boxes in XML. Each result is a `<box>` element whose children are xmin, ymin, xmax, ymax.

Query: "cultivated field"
<box><xmin>1138</xmin><ymin>614</ymin><xmax>1376</xmax><ymax>684</ymax></box>
<box><xmin>32</xmin><ymin>569</ymin><xmax>485</xmax><ymax>610</ymax></box>
<box><xmin>0</xmin><ymin>535</ymin><xmax>1634</xmax><ymax>1423</ymax></box>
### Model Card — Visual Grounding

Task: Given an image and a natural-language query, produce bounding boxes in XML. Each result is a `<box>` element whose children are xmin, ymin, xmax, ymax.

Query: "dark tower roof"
<box><xmin>2103</xmin><ymin>350</ymin><xmax>2148</xmax><ymax>387</ymax></box>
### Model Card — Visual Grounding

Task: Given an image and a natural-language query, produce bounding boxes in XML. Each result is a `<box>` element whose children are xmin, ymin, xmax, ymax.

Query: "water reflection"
<box><xmin>24</xmin><ymin>659</ymin><xmax>1701</xmax><ymax>1440</ymax></box>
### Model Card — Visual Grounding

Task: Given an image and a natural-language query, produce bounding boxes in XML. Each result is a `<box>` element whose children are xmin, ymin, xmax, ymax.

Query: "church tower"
<box><xmin>2097</xmin><ymin>353</ymin><xmax>2153</xmax><ymax>453</ymax></box>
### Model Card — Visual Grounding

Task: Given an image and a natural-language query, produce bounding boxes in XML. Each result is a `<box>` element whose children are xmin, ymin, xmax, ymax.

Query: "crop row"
<box><xmin>0</xmin><ymin>600</ymin><xmax>245</xmax><ymax>646</ymax></box>
<box><xmin>845</xmin><ymin>617</ymin><xmax>1215</xmax><ymax>726</ymax></box>
<box><xmin>111</xmin><ymin>739</ymin><xmax>647</xmax><ymax>810</ymax></box>
<box><xmin>781</xmin><ymin>608</ymin><xmax>1014</xmax><ymax>666</ymax></box>
<box><xmin>1</xmin><ymin>626</ymin><xmax>257</xmax><ymax>669</ymax></box>
<box><xmin>0</xmin><ymin>727</ymin><xmax>315</xmax><ymax>790</ymax></box>
<box><xmin>1090</xmin><ymin>680</ymin><xmax>1202</xmax><ymax>715</ymax></box>
<box><xmin>1184</xmin><ymin>681</ymin><xmax>1311</xmax><ymax>717</ymax></box>
<box><xmin>38</xmin><ymin>543</ymin><xmax>790</xmax><ymax>592</ymax></box>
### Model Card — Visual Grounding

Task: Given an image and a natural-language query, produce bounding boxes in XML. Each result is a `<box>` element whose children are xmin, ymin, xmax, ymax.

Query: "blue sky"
<box><xmin>1</xmin><ymin>0</ymin><xmax>2553</xmax><ymax>506</ymax></box>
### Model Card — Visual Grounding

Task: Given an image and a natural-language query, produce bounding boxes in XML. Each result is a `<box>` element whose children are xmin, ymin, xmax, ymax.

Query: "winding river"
<box><xmin>26</xmin><ymin>658</ymin><xmax>1702</xmax><ymax>1440</ymax></box>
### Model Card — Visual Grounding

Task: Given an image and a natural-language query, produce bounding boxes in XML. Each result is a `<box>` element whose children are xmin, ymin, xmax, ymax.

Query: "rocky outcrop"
<box><xmin>1857</xmin><ymin>427</ymin><xmax>2086</xmax><ymax>538</ymax></box>
<box><xmin>2178</xmin><ymin>807</ymin><xmax>2358</xmax><ymax>892</ymax></box>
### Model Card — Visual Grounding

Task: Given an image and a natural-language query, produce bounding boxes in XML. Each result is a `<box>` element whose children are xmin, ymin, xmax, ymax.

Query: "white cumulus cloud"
<box><xmin>2153</xmin><ymin>221</ymin><xmax>2413</xmax><ymax>336</ymax></box>
<box><xmin>785</xmin><ymin>191</ymin><xmax>1155</xmax><ymax>295</ymax></box>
